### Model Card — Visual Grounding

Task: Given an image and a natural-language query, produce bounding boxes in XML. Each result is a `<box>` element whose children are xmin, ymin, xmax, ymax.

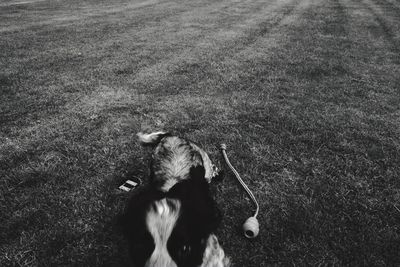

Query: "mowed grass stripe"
<box><xmin>0</xmin><ymin>0</ymin><xmax>276</xmax><ymax>129</ymax></box>
<box><xmin>0</xmin><ymin>0</ymin><xmax>164</xmax><ymax>32</ymax></box>
<box><xmin>130</xmin><ymin>0</ymin><xmax>301</xmax><ymax>91</ymax></box>
<box><xmin>346</xmin><ymin>0</ymin><xmax>400</xmax><ymax>83</ymax></box>
<box><xmin>361</xmin><ymin>0</ymin><xmax>400</xmax><ymax>47</ymax></box>
<box><xmin>3</xmin><ymin>0</ymin><xmax>282</xmax><ymax>159</ymax></box>
<box><xmin>340</xmin><ymin>0</ymin><xmax>400</xmax><ymax>138</ymax></box>
<box><xmin>0</xmin><ymin>0</ymin><xmax>293</xmax><ymax>133</ymax></box>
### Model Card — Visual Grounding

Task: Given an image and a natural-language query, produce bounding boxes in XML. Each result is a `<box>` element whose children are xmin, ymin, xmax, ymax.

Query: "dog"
<box><xmin>121</xmin><ymin>131</ymin><xmax>230</xmax><ymax>267</ymax></box>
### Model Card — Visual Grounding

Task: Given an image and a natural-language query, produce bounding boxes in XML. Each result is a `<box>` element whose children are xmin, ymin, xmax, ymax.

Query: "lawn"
<box><xmin>1</xmin><ymin>0</ymin><xmax>399</xmax><ymax>265</ymax></box>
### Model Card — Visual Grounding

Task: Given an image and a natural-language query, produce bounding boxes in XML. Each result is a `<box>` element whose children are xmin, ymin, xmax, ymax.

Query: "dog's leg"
<box><xmin>201</xmin><ymin>234</ymin><xmax>230</xmax><ymax>267</ymax></box>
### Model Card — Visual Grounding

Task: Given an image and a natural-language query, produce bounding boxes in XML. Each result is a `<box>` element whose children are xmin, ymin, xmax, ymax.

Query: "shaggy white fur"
<box><xmin>201</xmin><ymin>234</ymin><xmax>230</xmax><ymax>267</ymax></box>
<box><xmin>146</xmin><ymin>199</ymin><xmax>181</xmax><ymax>267</ymax></box>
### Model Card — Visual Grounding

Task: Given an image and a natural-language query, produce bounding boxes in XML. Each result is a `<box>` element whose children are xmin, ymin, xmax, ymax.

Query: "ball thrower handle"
<box><xmin>220</xmin><ymin>144</ymin><xmax>260</xmax><ymax>238</ymax></box>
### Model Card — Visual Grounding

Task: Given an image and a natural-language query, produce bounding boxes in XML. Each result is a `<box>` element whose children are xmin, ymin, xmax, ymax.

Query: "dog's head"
<box><xmin>122</xmin><ymin>166</ymin><xmax>223</xmax><ymax>267</ymax></box>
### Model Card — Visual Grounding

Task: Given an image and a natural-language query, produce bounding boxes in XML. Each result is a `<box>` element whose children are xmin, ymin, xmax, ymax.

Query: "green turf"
<box><xmin>1</xmin><ymin>0</ymin><xmax>399</xmax><ymax>265</ymax></box>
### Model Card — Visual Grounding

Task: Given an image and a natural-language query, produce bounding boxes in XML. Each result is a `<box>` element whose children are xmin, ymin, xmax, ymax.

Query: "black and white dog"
<box><xmin>122</xmin><ymin>131</ymin><xmax>230</xmax><ymax>267</ymax></box>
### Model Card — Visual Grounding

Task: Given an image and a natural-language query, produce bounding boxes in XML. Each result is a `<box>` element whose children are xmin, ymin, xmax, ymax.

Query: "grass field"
<box><xmin>1</xmin><ymin>0</ymin><xmax>400</xmax><ymax>265</ymax></box>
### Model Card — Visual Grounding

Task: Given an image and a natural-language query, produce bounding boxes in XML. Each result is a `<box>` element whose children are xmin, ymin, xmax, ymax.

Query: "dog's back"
<box><xmin>122</xmin><ymin>166</ymin><xmax>229</xmax><ymax>267</ymax></box>
<box><xmin>123</xmin><ymin>131</ymin><xmax>229</xmax><ymax>267</ymax></box>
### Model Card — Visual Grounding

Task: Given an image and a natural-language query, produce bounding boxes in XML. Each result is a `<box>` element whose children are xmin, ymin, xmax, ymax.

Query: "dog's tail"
<box><xmin>137</xmin><ymin>131</ymin><xmax>170</xmax><ymax>146</ymax></box>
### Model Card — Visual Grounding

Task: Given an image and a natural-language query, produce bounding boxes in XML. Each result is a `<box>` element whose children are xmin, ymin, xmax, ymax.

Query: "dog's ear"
<box><xmin>189</xmin><ymin>165</ymin><xmax>206</xmax><ymax>181</ymax></box>
<box><xmin>137</xmin><ymin>131</ymin><xmax>170</xmax><ymax>146</ymax></box>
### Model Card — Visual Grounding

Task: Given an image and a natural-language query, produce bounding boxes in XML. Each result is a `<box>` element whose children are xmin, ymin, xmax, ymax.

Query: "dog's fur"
<box><xmin>137</xmin><ymin>131</ymin><xmax>222</xmax><ymax>191</ymax></box>
<box><xmin>122</xmin><ymin>131</ymin><xmax>229</xmax><ymax>267</ymax></box>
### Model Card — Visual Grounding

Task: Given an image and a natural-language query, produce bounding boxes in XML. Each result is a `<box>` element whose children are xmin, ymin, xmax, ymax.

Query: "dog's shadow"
<box><xmin>85</xmin><ymin>155</ymin><xmax>149</xmax><ymax>266</ymax></box>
